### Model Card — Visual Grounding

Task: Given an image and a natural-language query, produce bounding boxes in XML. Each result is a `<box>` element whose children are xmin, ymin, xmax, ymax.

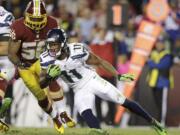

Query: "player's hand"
<box><xmin>118</xmin><ymin>73</ymin><xmax>135</xmax><ymax>82</ymax></box>
<box><xmin>47</xmin><ymin>64</ymin><xmax>61</xmax><ymax>79</ymax></box>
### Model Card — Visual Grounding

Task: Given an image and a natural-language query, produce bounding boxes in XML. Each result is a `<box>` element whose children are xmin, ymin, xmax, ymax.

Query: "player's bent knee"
<box><xmin>30</xmin><ymin>88</ymin><xmax>46</xmax><ymax>101</ymax></box>
<box><xmin>35</xmin><ymin>90</ymin><xmax>47</xmax><ymax>101</ymax></box>
<box><xmin>24</xmin><ymin>83</ymin><xmax>46</xmax><ymax>101</ymax></box>
<box><xmin>105</xmin><ymin>87</ymin><xmax>126</xmax><ymax>105</ymax></box>
<box><xmin>117</xmin><ymin>95</ymin><xmax>126</xmax><ymax>105</ymax></box>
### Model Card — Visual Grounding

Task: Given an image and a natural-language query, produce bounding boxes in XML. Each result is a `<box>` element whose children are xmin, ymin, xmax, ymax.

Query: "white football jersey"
<box><xmin>0</xmin><ymin>7</ymin><xmax>15</xmax><ymax>81</ymax></box>
<box><xmin>40</xmin><ymin>43</ymin><xmax>96</xmax><ymax>88</ymax></box>
<box><xmin>0</xmin><ymin>6</ymin><xmax>14</xmax><ymax>36</ymax></box>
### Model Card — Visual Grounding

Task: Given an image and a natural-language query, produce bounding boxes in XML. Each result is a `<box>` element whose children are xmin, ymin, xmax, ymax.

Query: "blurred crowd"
<box><xmin>1</xmin><ymin>0</ymin><xmax>180</xmax><ymax>126</ymax></box>
<box><xmin>1</xmin><ymin>0</ymin><xmax>179</xmax><ymax>58</ymax></box>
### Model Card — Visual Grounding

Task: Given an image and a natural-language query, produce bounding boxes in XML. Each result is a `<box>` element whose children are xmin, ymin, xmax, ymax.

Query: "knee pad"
<box><xmin>35</xmin><ymin>89</ymin><xmax>47</xmax><ymax>101</ymax></box>
<box><xmin>25</xmin><ymin>84</ymin><xmax>46</xmax><ymax>101</ymax></box>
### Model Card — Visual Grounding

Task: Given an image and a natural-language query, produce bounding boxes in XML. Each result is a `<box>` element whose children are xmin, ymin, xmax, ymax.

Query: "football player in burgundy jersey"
<box><xmin>8</xmin><ymin>0</ymin><xmax>75</xmax><ymax>134</ymax></box>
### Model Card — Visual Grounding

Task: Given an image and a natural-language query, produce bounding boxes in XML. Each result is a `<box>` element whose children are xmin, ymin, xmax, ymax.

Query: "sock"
<box><xmin>122</xmin><ymin>99</ymin><xmax>153</xmax><ymax>123</ymax></box>
<box><xmin>81</xmin><ymin>109</ymin><xmax>101</xmax><ymax>129</ymax></box>
<box><xmin>54</xmin><ymin>100</ymin><xmax>65</xmax><ymax>114</ymax></box>
<box><xmin>49</xmin><ymin>107</ymin><xmax>58</xmax><ymax>119</ymax></box>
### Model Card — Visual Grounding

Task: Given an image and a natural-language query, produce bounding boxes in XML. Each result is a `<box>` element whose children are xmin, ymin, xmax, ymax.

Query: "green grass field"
<box><xmin>1</xmin><ymin>127</ymin><xmax>180</xmax><ymax>135</ymax></box>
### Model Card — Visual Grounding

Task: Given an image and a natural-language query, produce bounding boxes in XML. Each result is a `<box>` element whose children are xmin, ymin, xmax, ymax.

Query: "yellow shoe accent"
<box><xmin>66</xmin><ymin>121</ymin><xmax>76</xmax><ymax>128</ymax></box>
<box><xmin>60</xmin><ymin>111</ymin><xmax>76</xmax><ymax>128</ymax></box>
<box><xmin>54</xmin><ymin>123</ymin><xmax>64</xmax><ymax>134</ymax></box>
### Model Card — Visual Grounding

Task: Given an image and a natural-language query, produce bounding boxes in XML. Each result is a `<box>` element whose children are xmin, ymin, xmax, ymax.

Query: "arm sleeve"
<box><xmin>70</xmin><ymin>43</ymin><xmax>90</xmax><ymax>62</ymax></box>
<box><xmin>40</xmin><ymin>52</ymin><xmax>55</xmax><ymax>69</ymax></box>
<box><xmin>53</xmin><ymin>19</ymin><xmax>58</xmax><ymax>28</ymax></box>
<box><xmin>10</xmin><ymin>21</ymin><xmax>21</xmax><ymax>41</ymax></box>
<box><xmin>48</xmin><ymin>16</ymin><xmax>58</xmax><ymax>29</ymax></box>
<box><xmin>5</xmin><ymin>13</ymin><xmax>14</xmax><ymax>26</ymax></box>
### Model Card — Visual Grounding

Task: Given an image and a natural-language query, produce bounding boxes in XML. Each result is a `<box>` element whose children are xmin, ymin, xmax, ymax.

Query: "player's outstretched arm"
<box><xmin>86</xmin><ymin>52</ymin><xmax>135</xmax><ymax>81</ymax></box>
<box><xmin>86</xmin><ymin>52</ymin><xmax>119</xmax><ymax>77</ymax></box>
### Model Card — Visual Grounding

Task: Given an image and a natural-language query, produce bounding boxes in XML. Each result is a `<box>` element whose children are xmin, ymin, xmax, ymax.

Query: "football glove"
<box><xmin>118</xmin><ymin>73</ymin><xmax>135</xmax><ymax>82</ymax></box>
<box><xmin>47</xmin><ymin>64</ymin><xmax>61</xmax><ymax>79</ymax></box>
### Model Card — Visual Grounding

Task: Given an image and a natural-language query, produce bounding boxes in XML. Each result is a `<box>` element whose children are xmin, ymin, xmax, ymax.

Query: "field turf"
<box><xmin>1</xmin><ymin>127</ymin><xmax>180</xmax><ymax>135</ymax></box>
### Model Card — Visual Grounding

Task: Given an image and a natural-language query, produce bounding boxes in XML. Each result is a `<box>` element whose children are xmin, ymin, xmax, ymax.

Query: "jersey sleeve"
<box><xmin>5</xmin><ymin>13</ymin><xmax>14</xmax><ymax>26</ymax></box>
<box><xmin>70</xmin><ymin>43</ymin><xmax>90</xmax><ymax>62</ymax></box>
<box><xmin>48</xmin><ymin>16</ymin><xmax>58</xmax><ymax>29</ymax></box>
<box><xmin>10</xmin><ymin>20</ymin><xmax>22</xmax><ymax>41</ymax></box>
<box><xmin>40</xmin><ymin>51</ymin><xmax>55</xmax><ymax>69</ymax></box>
<box><xmin>0</xmin><ymin>10</ymin><xmax>14</xmax><ymax>37</ymax></box>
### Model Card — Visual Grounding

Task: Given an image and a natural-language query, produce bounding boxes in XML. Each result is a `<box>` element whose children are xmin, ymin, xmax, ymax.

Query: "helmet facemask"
<box><xmin>24</xmin><ymin>0</ymin><xmax>47</xmax><ymax>31</ymax></box>
<box><xmin>46</xmin><ymin>28</ymin><xmax>68</xmax><ymax>57</ymax></box>
<box><xmin>25</xmin><ymin>13</ymin><xmax>47</xmax><ymax>31</ymax></box>
<box><xmin>46</xmin><ymin>39</ymin><xmax>66</xmax><ymax>57</ymax></box>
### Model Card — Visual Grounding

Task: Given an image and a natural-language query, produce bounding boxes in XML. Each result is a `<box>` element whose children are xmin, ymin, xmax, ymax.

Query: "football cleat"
<box><xmin>60</xmin><ymin>111</ymin><xmax>76</xmax><ymax>128</ymax></box>
<box><xmin>53</xmin><ymin>115</ymin><xmax>64</xmax><ymax>134</ymax></box>
<box><xmin>152</xmin><ymin>119</ymin><xmax>167</xmax><ymax>135</ymax></box>
<box><xmin>0</xmin><ymin>98</ymin><xmax>12</xmax><ymax>118</ymax></box>
<box><xmin>88</xmin><ymin>128</ymin><xmax>109</xmax><ymax>135</ymax></box>
<box><xmin>0</xmin><ymin>120</ymin><xmax>9</xmax><ymax>132</ymax></box>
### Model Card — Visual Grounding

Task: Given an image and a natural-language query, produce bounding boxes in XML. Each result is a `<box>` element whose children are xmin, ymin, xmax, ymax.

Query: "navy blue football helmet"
<box><xmin>46</xmin><ymin>28</ymin><xmax>67</xmax><ymax>57</ymax></box>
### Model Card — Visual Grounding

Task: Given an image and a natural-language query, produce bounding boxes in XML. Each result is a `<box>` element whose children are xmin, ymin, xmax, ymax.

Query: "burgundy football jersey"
<box><xmin>10</xmin><ymin>16</ymin><xmax>58</xmax><ymax>64</ymax></box>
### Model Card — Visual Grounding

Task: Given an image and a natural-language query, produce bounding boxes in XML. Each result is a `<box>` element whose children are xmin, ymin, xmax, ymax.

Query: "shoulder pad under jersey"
<box><xmin>40</xmin><ymin>51</ymin><xmax>55</xmax><ymax>69</ymax></box>
<box><xmin>68</xmin><ymin>43</ymin><xmax>89</xmax><ymax>60</ymax></box>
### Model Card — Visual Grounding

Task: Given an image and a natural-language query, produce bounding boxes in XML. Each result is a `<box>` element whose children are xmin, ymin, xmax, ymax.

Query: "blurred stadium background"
<box><xmin>1</xmin><ymin>0</ymin><xmax>180</xmax><ymax>131</ymax></box>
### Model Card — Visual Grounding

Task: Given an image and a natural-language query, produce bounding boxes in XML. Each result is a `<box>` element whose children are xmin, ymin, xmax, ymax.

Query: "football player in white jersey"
<box><xmin>39</xmin><ymin>28</ymin><xmax>167</xmax><ymax>135</ymax></box>
<box><xmin>0</xmin><ymin>6</ymin><xmax>15</xmax><ymax>131</ymax></box>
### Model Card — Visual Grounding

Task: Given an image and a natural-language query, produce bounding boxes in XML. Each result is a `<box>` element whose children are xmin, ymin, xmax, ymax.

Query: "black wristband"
<box><xmin>46</xmin><ymin>74</ymin><xmax>53</xmax><ymax>80</ymax></box>
<box><xmin>118</xmin><ymin>74</ymin><xmax>121</xmax><ymax>79</ymax></box>
<box><xmin>46</xmin><ymin>74</ymin><xmax>58</xmax><ymax>81</ymax></box>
